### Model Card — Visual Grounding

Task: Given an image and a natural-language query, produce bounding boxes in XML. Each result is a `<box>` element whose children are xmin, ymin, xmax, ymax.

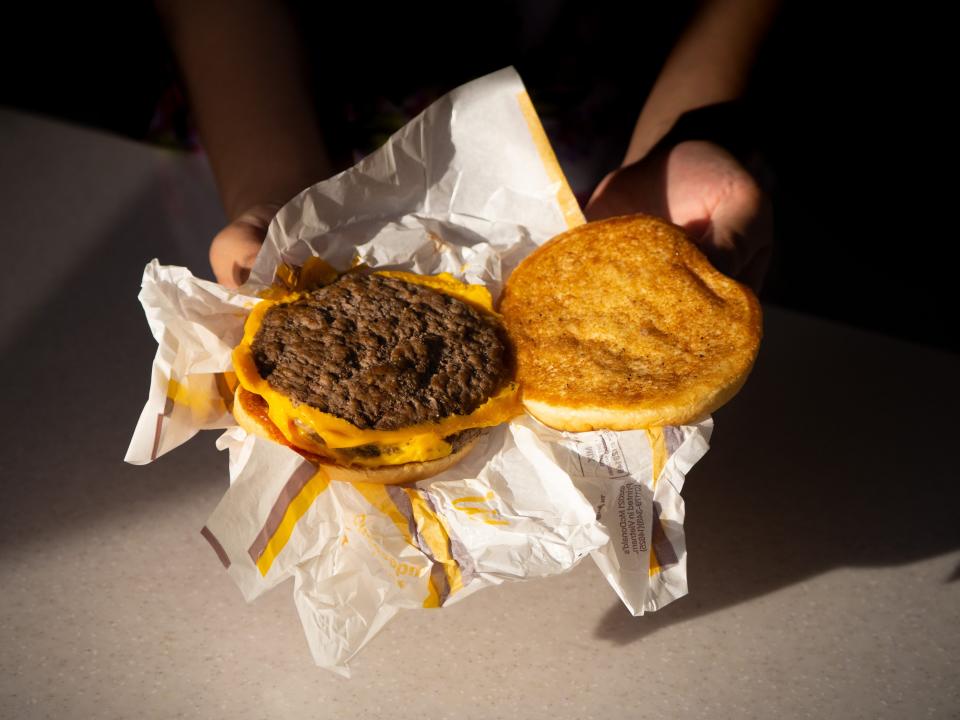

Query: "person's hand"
<box><xmin>585</xmin><ymin>140</ymin><xmax>772</xmax><ymax>292</ymax></box>
<box><xmin>209</xmin><ymin>203</ymin><xmax>281</xmax><ymax>288</ymax></box>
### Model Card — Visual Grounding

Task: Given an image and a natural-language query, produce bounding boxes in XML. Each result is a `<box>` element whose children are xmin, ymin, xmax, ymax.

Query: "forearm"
<box><xmin>157</xmin><ymin>0</ymin><xmax>332</xmax><ymax>219</ymax></box>
<box><xmin>624</xmin><ymin>0</ymin><xmax>780</xmax><ymax>165</ymax></box>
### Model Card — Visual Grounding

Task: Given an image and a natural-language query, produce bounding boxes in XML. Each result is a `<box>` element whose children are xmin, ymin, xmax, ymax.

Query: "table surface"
<box><xmin>1</xmin><ymin>109</ymin><xmax>958</xmax><ymax>720</ymax></box>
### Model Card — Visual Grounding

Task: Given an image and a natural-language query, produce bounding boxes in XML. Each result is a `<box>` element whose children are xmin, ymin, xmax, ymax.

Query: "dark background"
<box><xmin>3</xmin><ymin>3</ymin><xmax>954</xmax><ymax>352</ymax></box>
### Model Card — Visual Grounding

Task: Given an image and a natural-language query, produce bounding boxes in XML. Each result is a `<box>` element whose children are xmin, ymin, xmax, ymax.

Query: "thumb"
<box><xmin>209</xmin><ymin>203</ymin><xmax>280</xmax><ymax>288</ymax></box>
<box><xmin>699</xmin><ymin>181</ymin><xmax>772</xmax><ymax>292</ymax></box>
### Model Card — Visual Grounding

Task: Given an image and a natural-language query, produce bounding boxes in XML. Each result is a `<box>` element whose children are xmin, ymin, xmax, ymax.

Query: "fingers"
<box><xmin>584</xmin><ymin>159</ymin><xmax>669</xmax><ymax>223</ymax></box>
<box><xmin>584</xmin><ymin>172</ymin><xmax>617</xmax><ymax>221</ymax></box>
<box><xmin>210</xmin><ymin>224</ymin><xmax>262</xmax><ymax>288</ymax></box>
<box><xmin>699</xmin><ymin>173</ymin><xmax>773</xmax><ymax>292</ymax></box>
<box><xmin>737</xmin><ymin>242</ymin><xmax>772</xmax><ymax>294</ymax></box>
<box><xmin>585</xmin><ymin>141</ymin><xmax>773</xmax><ymax>291</ymax></box>
<box><xmin>209</xmin><ymin>203</ymin><xmax>281</xmax><ymax>288</ymax></box>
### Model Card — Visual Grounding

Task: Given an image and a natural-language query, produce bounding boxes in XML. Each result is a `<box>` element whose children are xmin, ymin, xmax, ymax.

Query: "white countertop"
<box><xmin>1</xmin><ymin>109</ymin><xmax>958</xmax><ymax>720</ymax></box>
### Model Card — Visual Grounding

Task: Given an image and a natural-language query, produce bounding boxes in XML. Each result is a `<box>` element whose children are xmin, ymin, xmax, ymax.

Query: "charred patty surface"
<box><xmin>251</xmin><ymin>273</ymin><xmax>509</xmax><ymax>430</ymax></box>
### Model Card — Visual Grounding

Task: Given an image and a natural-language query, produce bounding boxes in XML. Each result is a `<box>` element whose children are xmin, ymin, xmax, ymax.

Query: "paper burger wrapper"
<box><xmin>126</xmin><ymin>67</ymin><xmax>712</xmax><ymax>676</ymax></box>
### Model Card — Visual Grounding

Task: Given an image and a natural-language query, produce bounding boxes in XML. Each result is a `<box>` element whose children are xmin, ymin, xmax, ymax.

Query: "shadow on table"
<box><xmin>0</xmin><ymin>169</ymin><xmax>226</xmax><ymax>552</ymax></box>
<box><xmin>595</xmin><ymin>309</ymin><xmax>960</xmax><ymax>644</ymax></box>
<box><xmin>0</xmin><ymin>120</ymin><xmax>463</xmax><ymax>552</ymax></box>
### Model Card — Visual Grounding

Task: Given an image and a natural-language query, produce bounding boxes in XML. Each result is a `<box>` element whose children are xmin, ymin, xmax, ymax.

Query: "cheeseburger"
<box><xmin>232</xmin><ymin>268</ymin><xmax>522</xmax><ymax>484</ymax></box>
<box><xmin>231</xmin><ymin>214</ymin><xmax>761</xmax><ymax>482</ymax></box>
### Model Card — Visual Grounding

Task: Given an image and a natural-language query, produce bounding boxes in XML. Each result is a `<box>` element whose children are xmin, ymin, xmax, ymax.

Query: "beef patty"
<box><xmin>251</xmin><ymin>273</ymin><xmax>509</xmax><ymax>430</ymax></box>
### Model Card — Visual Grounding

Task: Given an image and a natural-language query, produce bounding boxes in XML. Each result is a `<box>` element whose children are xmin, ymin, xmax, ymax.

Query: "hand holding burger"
<box><xmin>586</xmin><ymin>139</ymin><xmax>772</xmax><ymax>293</ymax></box>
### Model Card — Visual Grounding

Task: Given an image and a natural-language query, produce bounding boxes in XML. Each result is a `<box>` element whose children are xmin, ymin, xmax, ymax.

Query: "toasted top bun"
<box><xmin>232</xmin><ymin>386</ymin><xmax>481</xmax><ymax>484</ymax></box>
<box><xmin>499</xmin><ymin>214</ymin><xmax>762</xmax><ymax>431</ymax></box>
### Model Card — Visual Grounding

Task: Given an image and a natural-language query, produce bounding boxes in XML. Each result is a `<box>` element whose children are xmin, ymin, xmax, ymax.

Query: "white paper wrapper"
<box><xmin>127</xmin><ymin>67</ymin><xmax>712</xmax><ymax>676</ymax></box>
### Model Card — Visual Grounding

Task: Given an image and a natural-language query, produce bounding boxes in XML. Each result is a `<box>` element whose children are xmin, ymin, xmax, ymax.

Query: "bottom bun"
<box><xmin>232</xmin><ymin>386</ymin><xmax>480</xmax><ymax>484</ymax></box>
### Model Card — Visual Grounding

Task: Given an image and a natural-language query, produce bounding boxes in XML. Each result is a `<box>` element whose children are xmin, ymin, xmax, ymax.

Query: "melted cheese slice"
<box><xmin>375</xmin><ymin>271</ymin><xmax>498</xmax><ymax>316</ymax></box>
<box><xmin>232</xmin><ymin>271</ymin><xmax>520</xmax><ymax>467</ymax></box>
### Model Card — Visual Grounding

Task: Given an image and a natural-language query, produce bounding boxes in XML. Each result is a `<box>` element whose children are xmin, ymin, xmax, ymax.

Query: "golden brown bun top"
<box><xmin>499</xmin><ymin>214</ymin><xmax>762</xmax><ymax>431</ymax></box>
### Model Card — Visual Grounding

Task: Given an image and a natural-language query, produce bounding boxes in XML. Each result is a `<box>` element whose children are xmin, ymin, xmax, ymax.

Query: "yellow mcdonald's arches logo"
<box><xmin>452</xmin><ymin>492</ymin><xmax>509</xmax><ymax>526</ymax></box>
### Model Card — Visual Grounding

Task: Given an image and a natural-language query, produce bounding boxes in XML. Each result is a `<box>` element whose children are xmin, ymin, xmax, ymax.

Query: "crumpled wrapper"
<box><xmin>126</xmin><ymin>67</ymin><xmax>712</xmax><ymax>676</ymax></box>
